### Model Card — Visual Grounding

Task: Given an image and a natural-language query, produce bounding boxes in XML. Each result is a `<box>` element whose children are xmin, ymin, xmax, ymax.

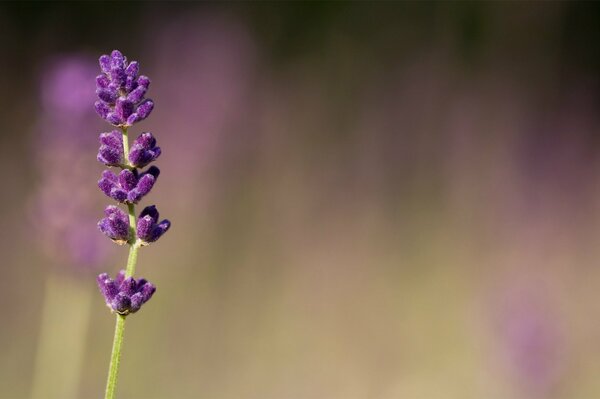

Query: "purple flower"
<box><xmin>129</xmin><ymin>132</ymin><xmax>161</xmax><ymax>168</ymax></box>
<box><xmin>97</xmin><ymin>270</ymin><xmax>156</xmax><ymax>315</ymax></box>
<box><xmin>95</xmin><ymin>50</ymin><xmax>154</xmax><ymax>127</ymax></box>
<box><xmin>95</xmin><ymin>50</ymin><xmax>171</xmax><ymax>321</ymax></box>
<box><xmin>97</xmin><ymin>130</ymin><xmax>124</xmax><ymax>166</ymax></box>
<box><xmin>98</xmin><ymin>166</ymin><xmax>160</xmax><ymax>204</ymax></box>
<box><xmin>97</xmin><ymin>205</ymin><xmax>130</xmax><ymax>245</ymax></box>
<box><xmin>137</xmin><ymin>205</ymin><xmax>171</xmax><ymax>244</ymax></box>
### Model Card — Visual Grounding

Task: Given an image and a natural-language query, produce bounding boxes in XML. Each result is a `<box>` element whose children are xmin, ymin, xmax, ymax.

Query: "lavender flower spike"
<box><xmin>97</xmin><ymin>205</ymin><xmax>130</xmax><ymax>245</ymax></box>
<box><xmin>137</xmin><ymin>205</ymin><xmax>171</xmax><ymax>245</ymax></box>
<box><xmin>98</xmin><ymin>166</ymin><xmax>160</xmax><ymax>204</ymax></box>
<box><xmin>95</xmin><ymin>50</ymin><xmax>154</xmax><ymax>127</ymax></box>
<box><xmin>97</xmin><ymin>270</ymin><xmax>156</xmax><ymax>315</ymax></box>
<box><xmin>95</xmin><ymin>49</ymin><xmax>170</xmax><ymax>399</ymax></box>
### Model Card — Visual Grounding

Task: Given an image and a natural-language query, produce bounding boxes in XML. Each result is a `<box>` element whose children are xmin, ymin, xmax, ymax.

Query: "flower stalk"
<box><xmin>94</xmin><ymin>50</ymin><xmax>170</xmax><ymax>399</ymax></box>
<box><xmin>105</xmin><ymin>315</ymin><xmax>126</xmax><ymax>399</ymax></box>
<box><xmin>104</xmin><ymin>126</ymin><xmax>140</xmax><ymax>399</ymax></box>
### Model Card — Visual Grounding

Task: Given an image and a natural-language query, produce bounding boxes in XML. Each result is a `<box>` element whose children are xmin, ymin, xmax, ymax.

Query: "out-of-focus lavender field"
<box><xmin>2</xmin><ymin>2</ymin><xmax>600</xmax><ymax>398</ymax></box>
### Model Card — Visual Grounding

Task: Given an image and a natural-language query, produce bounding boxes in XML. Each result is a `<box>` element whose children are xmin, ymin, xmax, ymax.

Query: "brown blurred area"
<box><xmin>2</xmin><ymin>2</ymin><xmax>600</xmax><ymax>398</ymax></box>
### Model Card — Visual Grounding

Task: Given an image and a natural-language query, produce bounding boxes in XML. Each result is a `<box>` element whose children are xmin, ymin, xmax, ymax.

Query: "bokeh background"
<box><xmin>2</xmin><ymin>2</ymin><xmax>600</xmax><ymax>398</ymax></box>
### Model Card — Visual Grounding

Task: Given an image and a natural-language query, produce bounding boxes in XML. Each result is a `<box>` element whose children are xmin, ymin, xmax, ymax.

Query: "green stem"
<box><xmin>103</xmin><ymin>126</ymin><xmax>141</xmax><ymax>399</ymax></box>
<box><xmin>104</xmin><ymin>315</ymin><xmax>126</xmax><ymax>399</ymax></box>
<box><xmin>126</xmin><ymin>203</ymin><xmax>140</xmax><ymax>277</ymax></box>
<box><xmin>122</xmin><ymin>126</ymin><xmax>140</xmax><ymax>276</ymax></box>
<box><xmin>121</xmin><ymin>127</ymin><xmax>130</xmax><ymax>164</ymax></box>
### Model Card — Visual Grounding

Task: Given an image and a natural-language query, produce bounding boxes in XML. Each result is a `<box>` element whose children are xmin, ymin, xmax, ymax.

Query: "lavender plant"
<box><xmin>94</xmin><ymin>50</ymin><xmax>170</xmax><ymax>399</ymax></box>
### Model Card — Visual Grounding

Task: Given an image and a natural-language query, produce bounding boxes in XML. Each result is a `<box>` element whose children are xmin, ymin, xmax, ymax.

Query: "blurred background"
<box><xmin>1</xmin><ymin>2</ymin><xmax>600</xmax><ymax>398</ymax></box>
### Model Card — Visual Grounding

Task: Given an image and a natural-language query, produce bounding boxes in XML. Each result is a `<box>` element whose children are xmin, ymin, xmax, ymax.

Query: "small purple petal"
<box><xmin>111</xmin><ymin>69</ymin><xmax>127</xmax><ymax>87</ymax></box>
<box><xmin>135</xmin><ymin>132</ymin><xmax>156</xmax><ymax>147</ymax></box>
<box><xmin>100</xmin><ymin>130</ymin><xmax>123</xmax><ymax>147</ymax></box>
<box><xmin>125</xmin><ymin>75</ymin><xmax>137</xmax><ymax>92</ymax></box>
<box><xmin>136</xmin><ymin>278</ymin><xmax>148</xmax><ymax>289</ymax></box>
<box><xmin>99</xmin><ymin>55</ymin><xmax>111</xmax><ymax>74</ymax></box>
<box><xmin>97</xmin><ymin>88</ymin><xmax>117</xmax><ymax>104</ymax></box>
<box><xmin>140</xmin><ymin>282</ymin><xmax>156</xmax><ymax>302</ymax></box>
<box><xmin>106</xmin><ymin>112</ymin><xmax>122</xmax><ymax>126</ymax></box>
<box><xmin>110</xmin><ymin>50</ymin><xmax>125</xmax><ymax>69</ymax></box>
<box><xmin>137</xmin><ymin>175</ymin><xmax>155</xmax><ymax>195</ymax></box>
<box><xmin>97</xmin><ymin>273</ymin><xmax>118</xmax><ymax>303</ymax></box>
<box><xmin>136</xmin><ymin>215</ymin><xmax>154</xmax><ymax>240</ymax></box>
<box><xmin>138</xmin><ymin>213</ymin><xmax>171</xmax><ymax>244</ymax></box>
<box><xmin>125</xmin><ymin>61</ymin><xmax>139</xmax><ymax>77</ymax></box>
<box><xmin>127</xmin><ymin>85</ymin><xmax>147</xmax><ymax>103</ymax></box>
<box><xmin>104</xmin><ymin>205</ymin><xmax>120</xmax><ymax>217</ymax></box>
<box><xmin>129</xmin><ymin>293</ymin><xmax>144</xmax><ymax>313</ymax></box>
<box><xmin>127</xmin><ymin>174</ymin><xmax>156</xmax><ymax>203</ymax></box>
<box><xmin>97</xmin><ymin>273</ymin><xmax>109</xmax><ymax>284</ymax></box>
<box><xmin>120</xmin><ymin>277</ymin><xmax>137</xmax><ymax>296</ymax></box>
<box><xmin>115</xmin><ymin>98</ymin><xmax>134</xmax><ymax>120</ymax></box>
<box><xmin>118</xmin><ymin>169</ymin><xmax>138</xmax><ymax>192</ymax></box>
<box><xmin>98</xmin><ymin>205</ymin><xmax>129</xmax><ymax>243</ymax></box>
<box><xmin>136</xmin><ymin>99</ymin><xmax>154</xmax><ymax>120</ymax></box>
<box><xmin>139</xmin><ymin>205</ymin><xmax>159</xmax><ymax>222</ymax></box>
<box><xmin>111</xmin><ymin>293</ymin><xmax>131</xmax><ymax>314</ymax></box>
<box><xmin>136</xmin><ymin>171</ymin><xmax>157</xmax><ymax>195</ymax></box>
<box><xmin>98</xmin><ymin>145</ymin><xmax>123</xmax><ymax>166</ymax></box>
<box><xmin>98</xmin><ymin>171</ymin><xmax>117</xmax><ymax>197</ymax></box>
<box><xmin>108</xmin><ymin>211</ymin><xmax>128</xmax><ymax>235</ymax></box>
<box><xmin>127</xmin><ymin>189</ymin><xmax>141</xmax><ymax>204</ymax></box>
<box><xmin>96</xmin><ymin>74</ymin><xmax>110</xmax><ymax>89</ymax></box>
<box><xmin>126</xmin><ymin>113</ymin><xmax>140</xmax><ymax>126</ymax></box>
<box><xmin>109</xmin><ymin>187</ymin><xmax>128</xmax><ymax>202</ymax></box>
<box><xmin>102</xmin><ymin>169</ymin><xmax>118</xmax><ymax>182</ymax></box>
<box><xmin>137</xmin><ymin>75</ymin><xmax>150</xmax><ymax>89</ymax></box>
<box><xmin>94</xmin><ymin>101</ymin><xmax>110</xmax><ymax>118</ymax></box>
<box><xmin>150</xmin><ymin>219</ymin><xmax>171</xmax><ymax>242</ymax></box>
<box><xmin>115</xmin><ymin>270</ymin><xmax>126</xmax><ymax>286</ymax></box>
<box><xmin>105</xmin><ymin>280</ymin><xmax>119</xmax><ymax>300</ymax></box>
<box><xmin>145</xmin><ymin>166</ymin><xmax>160</xmax><ymax>179</ymax></box>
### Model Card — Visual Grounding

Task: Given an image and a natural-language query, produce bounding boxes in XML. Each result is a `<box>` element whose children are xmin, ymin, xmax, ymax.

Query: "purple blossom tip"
<box><xmin>99</xmin><ymin>55</ymin><xmax>111</xmax><ymax>74</ymax></box>
<box><xmin>97</xmin><ymin>205</ymin><xmax>129</xmax><ymax>244</ymax></box>
<box><xmin>97</xmin><ymin>270</ymin><xmax>156</xmax><ymax>315</ymax></box>
<box><xmin>115</xmin><ymin>98</ymin><xmax>134</xmax><ymax>121</ymax></box>
<box><xmin>98</xmin><ymin>167</ymin><xmax>159</xmax><ymax>204</ymax></box>
<box><xmin>94</xmin><ymin>100</ymin><xmax>110</xmax><ymax>119</ymax></box>
<box><xmin>129</xmin><ymin>132</ymin><xmax>161</xmax><ymax>168</ymax></box>
<box><xmin>125</xmin><ymin>99</ymin><xmax>154</xmax><ymax>126</ymax></box>
<box><xmin>125</xmin><ymin>61</ymin><xmax>139</xmax><ymax>77</ymax></box>
<box><xmin>137</xmin><ymin>75</ymin><xmax>150</xmax><ymax>89</ymax></box>
<box><xmin>137</xmin><ymin>205</ymin><xmax>171</xmax><ymax>245</ymax></box>
<box><xmin>95</xmin><ymin>50</ymin><xmax>153</xmax><ymax>127</ymax></box>
<box><xmin>97</xmin><ymin>130</ymin><xmax>124</xmax><ymax>166</ymax></box>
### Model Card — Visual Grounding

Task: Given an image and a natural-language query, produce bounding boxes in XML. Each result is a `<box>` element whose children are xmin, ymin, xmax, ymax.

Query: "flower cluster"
<box><xmin>95</xmin><ymin>50</ymin><xmax>170</xmax><ymax>315</ymax></box>
<box><xmin>95</xmin><ymin>50</ymin><xmax>154</xmax><ymax>127</ymax></box>
<box><xmin>98</xmin><ymin>166</ymin><xmax>160</xmax><ymax>204</ymax></box>
<box><xmin>97</xmin><ymin>270</ymin><xmax>156</xmax><ymax>315</ymax></box>
<box><xmin>98</xmin><ymin>204</ymin><xmax>170</xmax><ymax>245</ymax></box>
<box><xmin>97</xmin><ymin>131</ymin><xmax>161</xmax><ymax>168</ymax></box>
